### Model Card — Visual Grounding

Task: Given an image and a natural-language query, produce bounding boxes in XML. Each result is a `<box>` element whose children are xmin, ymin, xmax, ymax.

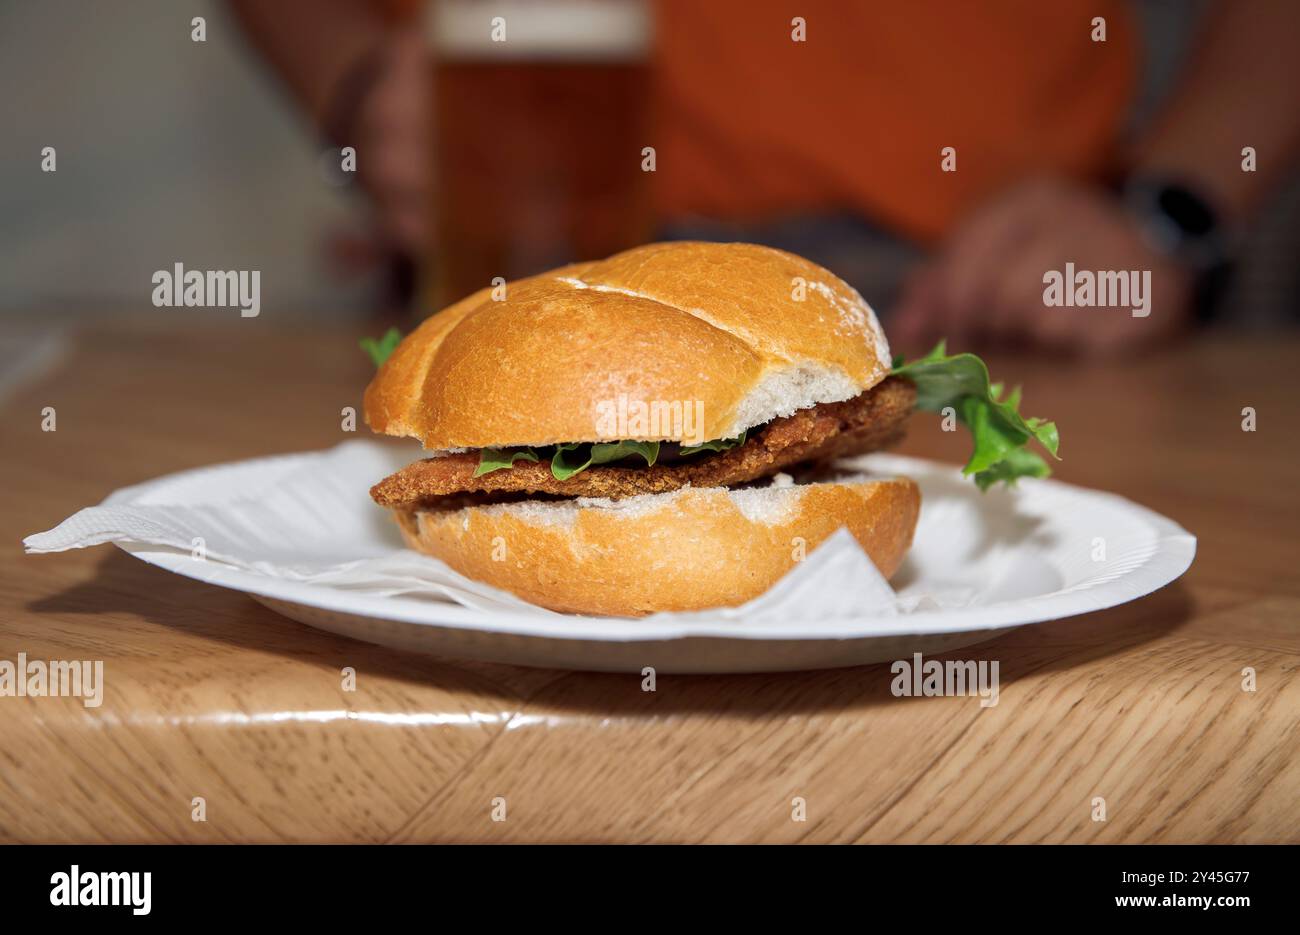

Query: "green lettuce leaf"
<box><xmin>890</xmin><ymin>341</ymin><xmax>1060</xmax><ymax>490</ymax></box>
<box><xmin>474</xmin><ymin>441</ymin><xmax>662</xmax><ymax>480</ymax></box>
<box><xmin>359</xmin><ymin>327</ymin><xmax>403</xmax><ymax>368</ymax></box>
<box><xmin>679</xmin><ymin>431</ymin><xmax>747</xmax><ymax>456</ymax></box>
<box><xmin>550</xmin><ymin>440</ymin><xmax>660</xmax><ymax>481</ymax></box>
<box><xmin>473</xmin><ymin>447</ymin><xmax>540</xmax><ymax>477</ymax></box>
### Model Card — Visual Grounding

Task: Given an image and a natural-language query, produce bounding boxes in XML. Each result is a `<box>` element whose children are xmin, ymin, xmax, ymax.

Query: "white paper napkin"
<box><xmin>23</xmin><ymin>442</ymin><xmax>910</xmax><ymax>621</ymax></box>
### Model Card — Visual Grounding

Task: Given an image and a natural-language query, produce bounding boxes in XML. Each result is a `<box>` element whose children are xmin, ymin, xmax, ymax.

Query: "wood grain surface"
<box><xmin>1</xmin><ymin>316</ymin><xmax>1296</xmax><ymax>843</ymax></box>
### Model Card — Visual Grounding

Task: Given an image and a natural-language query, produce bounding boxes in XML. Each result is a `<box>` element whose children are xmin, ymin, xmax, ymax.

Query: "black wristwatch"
<box><xmin>1121</xmin><ymin>178</ymin><xmax>1228</xmax><ymax>272</ymax></box>
<box><xmin>1121</xmin><ymin>178</ymin><xmax>1233</xmax><ymax>320</ymax></box>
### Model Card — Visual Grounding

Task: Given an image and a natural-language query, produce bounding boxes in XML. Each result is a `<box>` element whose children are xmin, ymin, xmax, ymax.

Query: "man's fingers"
<box><xmin>890</xmin><ymin>265</ymin><xmax>950</xmax><ymax>354</ymax></box>
<box><xmin>932</xmin><ymin>189</ymin><xmax>1043</xmax><ymax>324</ymax></box>
<box><xmin>380</xmin><ymin>199</ymin><xmax>428</xmax><ymax>255</ymax></box>
<box><xmin>980</xmin><ymin>240</ymin><xmax>1061</xmax><ymax>345</ymax></box>
<box><xmin>362</xmin><ymin>141</ymin><xmax>428</xmax><ymax>199</ymax></box>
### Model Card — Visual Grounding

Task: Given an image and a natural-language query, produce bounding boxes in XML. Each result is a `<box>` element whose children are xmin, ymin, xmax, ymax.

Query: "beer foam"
<box><xmin>430</xmin><ymin>0</ymin><xmax>652</xmax><ymax>61</ymax></box>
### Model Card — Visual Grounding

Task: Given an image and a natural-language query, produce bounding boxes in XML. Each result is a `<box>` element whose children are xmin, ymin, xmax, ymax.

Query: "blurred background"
<box><xmin>1</xmin><ymin>0</ymin><xmax>1297</xmax><ymax>362</ymax></box>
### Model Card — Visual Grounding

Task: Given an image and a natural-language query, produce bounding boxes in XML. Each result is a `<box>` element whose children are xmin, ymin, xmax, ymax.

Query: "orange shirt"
<box><xmin>652</xmin><ymin>0</ymin><xmax>1137</xmax><ymax>241</ymax></box>
<box><xmin>389</xmin><ymin>0</ymin><xmax>1138</xmax><ymax>243</ymax></box>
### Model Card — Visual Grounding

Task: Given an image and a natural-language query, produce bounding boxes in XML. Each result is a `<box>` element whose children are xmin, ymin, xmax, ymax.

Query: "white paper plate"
<box><xmin>101</xmin><ymin>449</ymin><xmax>1196</xmax><ymax>673</ymax></box>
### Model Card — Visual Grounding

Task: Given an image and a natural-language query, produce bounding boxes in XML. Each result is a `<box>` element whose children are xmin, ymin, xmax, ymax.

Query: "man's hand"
<box><xmin>228</xmin><ymin>1</ymin><xmax>431</xmax><ymax>258</ymax></box>
<box><xmin>891</xmin><ymin>178</ymin><xmax>1194</xmax><ymax>356</ymax></box>
<box><xmin>342</xmin><ymin>30</ymin><xmax>429</xmax><ymax>256</ymax></box>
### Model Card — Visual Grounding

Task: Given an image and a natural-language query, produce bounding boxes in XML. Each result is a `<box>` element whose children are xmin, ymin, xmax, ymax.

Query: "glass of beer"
<box><xmin>428</xmin><ymin>0</ymin><xmax>654</xmax><ymax>308</ymax></box>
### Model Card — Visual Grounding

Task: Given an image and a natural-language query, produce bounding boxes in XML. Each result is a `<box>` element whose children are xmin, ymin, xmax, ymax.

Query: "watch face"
<box><xmin>1157</xmin><ymin>185</ymin><xmax>1216</xmax><ymax>238</ymax></box>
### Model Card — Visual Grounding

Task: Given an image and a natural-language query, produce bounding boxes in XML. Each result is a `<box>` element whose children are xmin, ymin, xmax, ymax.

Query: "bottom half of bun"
<box><xmin>393</xmin><ymin>474</ymin><xmax>920</xmax><ymax>617</ymax></box>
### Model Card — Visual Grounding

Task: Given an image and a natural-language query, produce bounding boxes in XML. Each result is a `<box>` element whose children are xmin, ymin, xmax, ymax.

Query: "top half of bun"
<box><xmin>363</xmin><ymin>241</ymin><xmax>892</xmax><ymax>450</ymax></box>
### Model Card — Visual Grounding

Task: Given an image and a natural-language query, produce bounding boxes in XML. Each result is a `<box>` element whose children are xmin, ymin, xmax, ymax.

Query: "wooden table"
<box><xmin>1</xmin><ymin>317</ymin><xmax>1296</xmax><ymax>843</ymax></box>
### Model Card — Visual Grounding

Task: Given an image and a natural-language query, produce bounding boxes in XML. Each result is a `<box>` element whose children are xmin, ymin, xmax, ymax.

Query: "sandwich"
<box><xmin>362</xmin><ymin>242</ymin><xmax>1058</xmax><ymax>616</ymax></box>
